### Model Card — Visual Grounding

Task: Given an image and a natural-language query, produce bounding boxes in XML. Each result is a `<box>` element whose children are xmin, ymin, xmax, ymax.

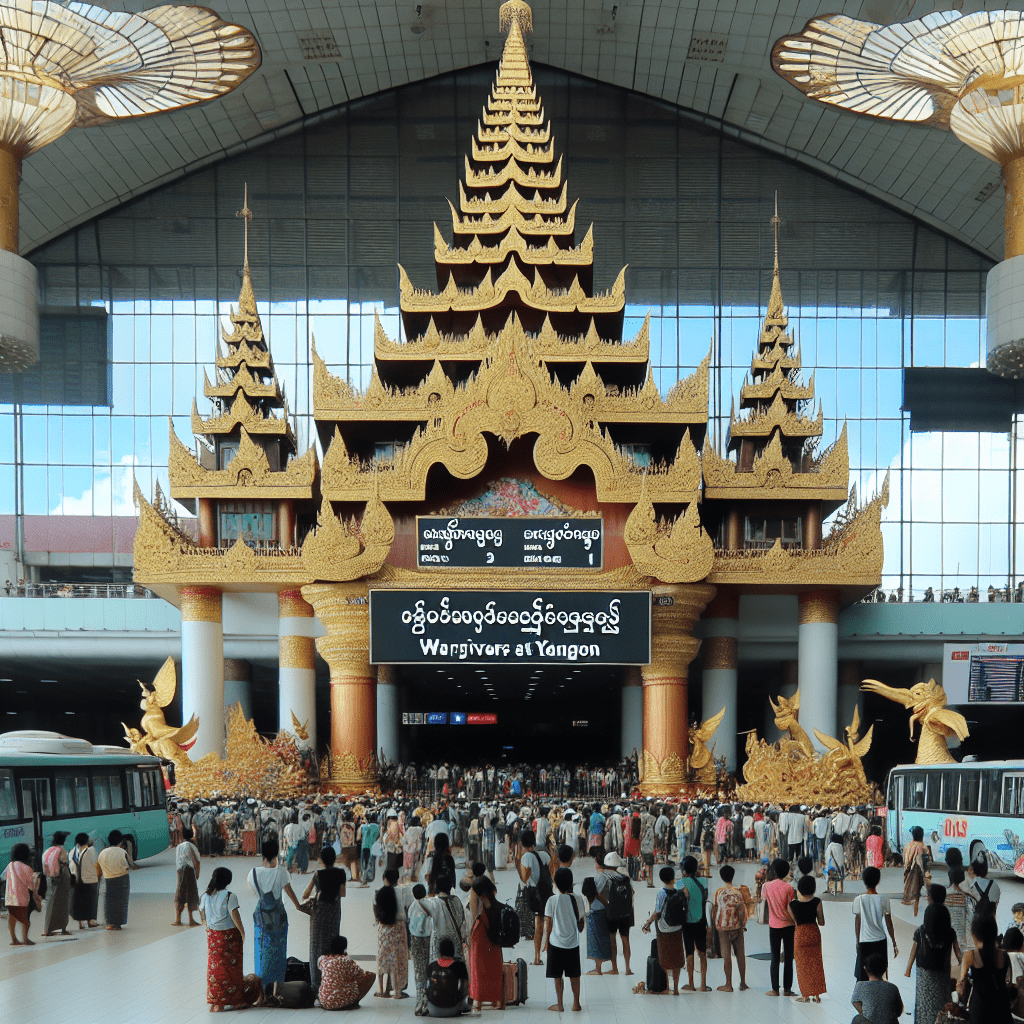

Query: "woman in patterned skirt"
<box><xmin>246</xmin><ymin>837</ymin><xmax>302</xmax><ymax>988</ymax></box>
<box><xmin>581</xmin><ymin>876</ymin><xmax>611</xmax><ymax>974</ymax></box>
<box><xmin>301</xmin><ymin>845</ymin><xmax>347</xmax><ymax>997</ymax></box>
<box><xmin>373</xmin><ymin>876</ymin><xmax>409</xmax><ymax>998</ymax></box>
<box><xmin>788</xmin><ymin>874</ymin><xmax>826</xmax><ymax>1003</ymax></box>
<box><xmin>902</xmin><ymin>826</ymin><xmax>929</xmax><ymax>917</ymax></box>
<box><xmin>200</xmin><ymin>867</ymin><xmax>264</xmax><ymax>1012</ymax></box>
<box><xmin>469</xmin><ymin>877</ymin><xmax>505</xmax><ymax>1010</ymax></box>
<box><xmin>905</xmin><ymin>884</ymin><xmax>960</xmax><ymax>1024</ymax></box>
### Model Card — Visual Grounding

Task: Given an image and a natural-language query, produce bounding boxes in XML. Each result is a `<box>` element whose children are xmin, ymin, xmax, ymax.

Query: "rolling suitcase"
<box><xmin>503</xmin><ymin>958</ymin><xmax>528</xmax><ymax>1005</ymax></box>
<box><xmin>646</xmin><ymin>937</ymin><xmax>667</xmax><ymax>994</ymax></box>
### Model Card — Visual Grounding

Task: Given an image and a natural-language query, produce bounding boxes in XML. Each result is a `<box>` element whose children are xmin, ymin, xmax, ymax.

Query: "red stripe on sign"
<box><xmin>466</xmin><ymin>713</ymin><xmax>498</xmax><ymax>725</ymax></box>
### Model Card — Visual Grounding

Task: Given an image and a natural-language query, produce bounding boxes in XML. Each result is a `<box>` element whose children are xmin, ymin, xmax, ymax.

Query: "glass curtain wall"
<box><xmin>2</xmin><ymin>65</ymin><xmax>1014</xmax><ymax>597</ymax></box>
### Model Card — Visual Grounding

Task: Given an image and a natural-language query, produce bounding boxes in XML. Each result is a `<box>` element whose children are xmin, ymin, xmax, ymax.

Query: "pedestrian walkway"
<box><xmin>3</xmin><ymin>853</ymin><xmax>1004</xmax><ymax>1024</ymax></box>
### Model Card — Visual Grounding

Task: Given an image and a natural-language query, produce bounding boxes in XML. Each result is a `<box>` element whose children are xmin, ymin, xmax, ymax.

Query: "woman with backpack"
<box><xmin>373</xmin><ymin>874</ymin><xmax>408</xmax><ymax>999</ymax></box>
<box><xmin>904</xmin><ymin>883</ymin><xmax>959</xmax><ymax>1024</ymax></box>
<box><xmin>468</xmin><ymin>876</ymin><xmax>505</xmax><ymax>1012</ymax></box>
<box><xmin>642</xmin><ymin>866</ymin><xmax>686</xmax><ymax>996</ymax></box>
<box><xmin>581</xmin><ymin>876</ymin><xmax>611</xmax><ymax>975</ymax></box>
<box><xmin>247</xmin><ymin>838</ymin><xmax>303</xmax><ymax>988</ymax></box>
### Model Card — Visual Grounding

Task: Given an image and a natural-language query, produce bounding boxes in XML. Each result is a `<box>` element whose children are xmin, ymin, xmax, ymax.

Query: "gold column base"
<box><xmin>0</xmin><ymin>144</ymin><xmax>20</xmax><ymax>255</ymax></box>
<box><xmin>638</xmin><ymin>582</ymin><xmax>716</xmax><ymax>795</ymax></box>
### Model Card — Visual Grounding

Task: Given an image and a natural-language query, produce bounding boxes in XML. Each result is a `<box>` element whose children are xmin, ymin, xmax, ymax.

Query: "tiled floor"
<box><xmin>4</xmin><ymin>852</ymin><xmax>1018</xmax><ymax>1024</ymax></box>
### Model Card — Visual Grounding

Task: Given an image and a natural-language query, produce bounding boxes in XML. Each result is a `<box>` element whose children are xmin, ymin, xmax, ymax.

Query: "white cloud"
<box><xmin>50</xmin><ymin>454</ymin><xmax>139</xmax><ymax>517</ymax></box>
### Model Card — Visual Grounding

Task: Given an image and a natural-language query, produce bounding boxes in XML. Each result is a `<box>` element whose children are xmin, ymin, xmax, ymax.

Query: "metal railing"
<box><xmin>859</xmin><ymin>585</ymin><xmax>1024</xmax><ymax>604</ymax></box>
<box><xmin>2</xmin><ymin>582</ymin><xmax>157</xmax><ymax>599</ymax></box>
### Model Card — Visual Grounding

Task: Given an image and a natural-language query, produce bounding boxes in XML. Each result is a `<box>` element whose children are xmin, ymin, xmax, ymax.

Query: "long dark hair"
<box><xmin>630</xmin><ymin>814</ymin><xmax>641</xmax><ymax>840</ymax></box>
<box><xmin>206</xmin><ymin>866</ymin><xmax>232</xmax><ymax>895</ymax></box>
<box><xmin>971</xmin><ymin>914</ymin><xmax>999</xmax><ymax>969</ymax></box>
<box><xmin>374</xmin><ymin>884</ymin><xmax>398</xmax><ymax>926</ymax></box>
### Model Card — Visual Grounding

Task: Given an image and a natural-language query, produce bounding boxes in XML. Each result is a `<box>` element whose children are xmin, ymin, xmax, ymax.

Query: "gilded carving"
<box><xmin>860</xmin><ymin>678</ymin><xmax>970</xmax><ymax>764</ymax></box>
<box><xmin>300</xmin><ymin>486</ymin><xmax>394</xmax><ymax>582</ymax></box>
<box><xmin>398</xmin><ymin>262</ymin><xmax>625</xmax><ymax>316</ymax></box>
<box><xmin>623</xmin><ymin>485</ymin><xmax>715</xmax><ymax>583</ymax></box>
<box><xmin>191</xmin><ymin>391</ymin><xmax>295</xmax><ymax>442</ymax></box>
<box><xmin>457</xmin><ymin>179</ymin><xmax>564</xmax><ymax>215</ymax></box>
<box><xmin>180</xmin><ymin>585</ymin><xmax>222</xmax><ymax>623</ymax></box>
<box><xmin>737</xmin><ymin>695</ymin><xmax>876</xmax><ymax>805</ymax></box>
<box><xmin>122</xmin><ymin>657</ymin><xmax>198</xmax><ymax>764</ymax></box>
<box><xmin>279</xmin><ymin>589</ymin><xmax>314</xmax><ymax>618</ymax></box>
<box><xmin>168</xmin><ymin>421</ymin><xmax>316</xmax><ymax>500</ymax></box>
<box><xmin>435</xmin><ymin>223</ymin><xmax>593</xmax><ymax>267</ymax></box>
<box><xmin>798</xmin><ymin>588</ymin><xmax>840</xmax><ymax>625</ymax></box>
<box><xmin>279</xmin><ymin>634</ymin><xmax>316</xmax><ymax>669</ymax></box>
<box><xmin>203</xmin><ymin>364</ymin><xmax>279</xmax><ymax>400</ymax></box>
<box><xmin>727</xmin><ymin>391</ymin><xmax>822</xmax><ymax>439</ymax></box>
<box><xmin>689</xmin><ymin>706</ymin><xmax>726</xmax><ymax>785</ymax></box>
<box><xmin>319</xmin><ymin>322</ymin><xmax>700</xmax><ymax>504</ymax></box>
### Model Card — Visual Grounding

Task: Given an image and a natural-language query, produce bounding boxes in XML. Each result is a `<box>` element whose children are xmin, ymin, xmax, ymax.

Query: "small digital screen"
<box><xmin>426</xmin><ymin>712</ymin><xmax>448</xmax><ymax>725</ymax></box>
<box><xmin>451</xmin><ymin>712</ymin><xmax>467</xmax><ymax>725</ymax></box>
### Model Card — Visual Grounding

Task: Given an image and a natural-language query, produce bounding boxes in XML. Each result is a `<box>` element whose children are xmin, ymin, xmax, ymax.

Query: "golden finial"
<box><xmin>770</xmin><ymin>190</ymin><xmax>781</xmax><ymax>280</ymax></box>
<box><xmin>499</xmin><ymin>0</ymin><xmax>533</xmax><ymax>35</ymax></box>
<box><xmin>236</xmin><ymin>183</ymin><xmax>253</xmax><ymax>269</ymax></box>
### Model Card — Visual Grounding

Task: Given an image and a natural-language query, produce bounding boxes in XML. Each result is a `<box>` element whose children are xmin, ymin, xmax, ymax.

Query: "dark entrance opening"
<box><xmin>396</xmin><ymin>663</ymin><xmax>623</xmax><ymax>766</ymax></box>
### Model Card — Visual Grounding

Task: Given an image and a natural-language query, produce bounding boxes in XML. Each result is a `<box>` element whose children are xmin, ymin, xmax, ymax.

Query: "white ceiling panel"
<box><xmin>13</xmin><ymin>0</ymin><xmax>1008</xmax><ymax>260</ymax></box>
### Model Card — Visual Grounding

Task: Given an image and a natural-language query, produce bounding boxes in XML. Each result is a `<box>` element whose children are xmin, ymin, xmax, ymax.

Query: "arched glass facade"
<box><xmin>3</xmin><ymin>65</ymin><xmax>1016</xmax><ymax>596</ymax></box>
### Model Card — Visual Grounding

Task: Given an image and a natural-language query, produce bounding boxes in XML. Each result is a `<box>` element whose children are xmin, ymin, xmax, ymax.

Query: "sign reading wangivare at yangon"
<box><xmin>416</xmin><ymin>516</ymin><xmax>603</xmax><ymax>568</ymax></box>
<box><xmin>369</xmin><ymin>590</ymin><xmax>650</xmax><ymax>665</ymax></box>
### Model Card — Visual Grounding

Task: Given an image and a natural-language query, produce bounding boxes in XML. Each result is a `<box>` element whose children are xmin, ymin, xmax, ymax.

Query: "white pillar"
<box><xmin>223</xmin><ymin>658</ymin><xmax>253</xmax><ymax>720</ymax></box>
<box><xmin>620</xmin><ymin>665</ymin><xmax>643</xmax><ymax>761</ymax></box>
<box><xmin>701</xmin><ymin>593</ymin><xmax>740</xmax><ymax>771</ymax></box>
<box><xmin>180</xmin><ymin>586</ymin><xmax>225</xmax><ymax>758</ymax></box>
<box><xmin>279</xmin><ymin>589</ymin><xmax>317</xmax><ymax>751</ymax></box>
<box><xmin>798</xmin><ymin>589</ymin><xmax>840</xmax><ymax>751</ymax></box>
<box><xmin>837</xmin><ymin>660</ymin><xmax>862</xmax><ymax>738</ymax></box>
<box><xmin>377</xmin><ymin>664</ymin><xmax>400</xmax><ymax>765</ymax></box>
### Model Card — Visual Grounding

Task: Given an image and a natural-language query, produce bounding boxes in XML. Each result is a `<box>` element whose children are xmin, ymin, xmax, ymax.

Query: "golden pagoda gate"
<box><xmin>135</xmin><ymin>0</ymin><xmax>888</xmax><ymax>794</ymax></box>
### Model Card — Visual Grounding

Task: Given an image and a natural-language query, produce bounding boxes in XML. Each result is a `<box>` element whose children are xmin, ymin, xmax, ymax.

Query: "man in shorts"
<box><xmin>677</xmin><ymin>856</ymin><xmax>710</xmax><ymax>991</ymax></box>
<box><xmin>599</xmin><ymin>852</ymin><xmax>635</xmax><ymax>975</ymax></box>
<box><xmin>542</xmin><ymin>867</ymin><xmax>586</xmax><ymax>1012</ymax></box>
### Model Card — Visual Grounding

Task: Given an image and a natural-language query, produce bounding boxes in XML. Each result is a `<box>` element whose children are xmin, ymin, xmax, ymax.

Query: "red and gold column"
<box><xmin>179</xmin><ymin>585</ymin><xmax>224</xmax><ymax>758</ymax></box>
<box><xmin>797</xmin><ymin>588</ymin><xmax>840</xmax><ymax>750</ymax></box>
<box><xmin>278</xmin><ymin>589</ymin><xmax>317</xmax><ymax>751</ymax></box>
<box><xmin>640</xmin><ymin>582</ymin><xmax>716</xmax><ymax>794</ymax></box>
<box><xmin>301</xmin><ymin>581</ymin><xmax>377</xmax><ymax>792</ymax></box>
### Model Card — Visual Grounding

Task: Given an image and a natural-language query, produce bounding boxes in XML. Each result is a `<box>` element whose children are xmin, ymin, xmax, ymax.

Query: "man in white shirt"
<box><xmin>785</xmin><ymin>806</ymin><xmax>808</xmax><ymax>861</ymax></box>
<box><xmin>812</xmin><ymin>812</ymin><xmax>831</xmax><ymax>873</ymax></box>
<box><xmin>852</xmin><ymin>866</ymin><xmax>897</xmax><ymax>979</ymax></box>
<box><xmin>543</xmin><ymin>867</ymin><xmax>586</xmax><ymax>1012</ymax></box>
<box><xmin>559</xmin><ymin>812</ymin><xmax>580</xmax><ymax>852</ymax></box>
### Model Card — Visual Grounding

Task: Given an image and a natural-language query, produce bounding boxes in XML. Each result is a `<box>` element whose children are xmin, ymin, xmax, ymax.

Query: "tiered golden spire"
<box><xmin>193</xmin><ymin>185</ymin><xmax>295</xmax><ymax>449</ymax></box>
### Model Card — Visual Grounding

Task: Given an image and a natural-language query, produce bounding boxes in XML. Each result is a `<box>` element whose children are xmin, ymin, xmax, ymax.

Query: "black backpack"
<box><xmin>535</xmin><ymin>851</ymin><xmax>553</xmax><ymax>907</ymax></box>
<box><xmin>606</xmin><ymin>872</ymin><xmax>633</xmax><ymax>923</ymax></box>
<box><xmin>496</xmin><ymin>901</ymin><xmax>521</xmax><ymax>947</ymax></box>
<box><xmin>974</xmin><ymin>878</ymin><xmax>996</xmax><ymax>919</ymax></box>
<box><xmin>661</xmin><ymin>888</ymin><xmax>688</xmax><ymax>928</ymax></box>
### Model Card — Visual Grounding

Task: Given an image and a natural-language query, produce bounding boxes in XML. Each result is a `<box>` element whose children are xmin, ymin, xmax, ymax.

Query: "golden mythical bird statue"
<box><xmin>860</xmin><ymin>678</ymin><xmax>969</xmax><ymax>764</ymax></box>
<box><xmin>122</xmin><ymin>656</ymin><xmax>199</xmax><ymax>763</ymax></box>
<box><xmin>290</xmin><ymin>710</ymin><xmax>310</xmax><ymax>742</ymax></box>
<box><xmin>770</xmin><ymin>689</ymin><xmax>816</xmax><ymax>758</ymax></box>
<box><xmin>689</xmin><ymin>706</ymin><xmax>726</xmax><ymax>785</ymax></box>
<box><xmin>814</xmin><ymin>706</ymin><xmax>873</xmax><ymax>791</ymax></box>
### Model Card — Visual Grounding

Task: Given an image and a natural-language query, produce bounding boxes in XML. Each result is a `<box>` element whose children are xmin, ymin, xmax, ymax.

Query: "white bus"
<box><xmin>885</xmin><ymin>760</ymin><xmax>1024</xmax><ymax>876</ymax></box>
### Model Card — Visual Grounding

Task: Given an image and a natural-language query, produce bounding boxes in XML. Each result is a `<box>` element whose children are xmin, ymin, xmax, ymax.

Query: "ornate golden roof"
<box><xmin>168</xmin><ymin>422</ymin><xmax>316</xmax><ymax>501</ymax></box>
<box><xmin>434</xmin><ymin>223</ymin><xmax>593</xmax><ymax>268</ymax></box>
<box><xmin>203</xmin><ymin>364</ymin><xmax>278</xmax><ymax>401</ymax></box>
<box><xmin>191</xmin><ymin>391</ymin><xmax>296</xmax><ymax>444</ymax></box>
<box><xmin>458</xmin><ymin>180</ymin><xmax>566</xmax><ymax>216</ymax></box>
<box><xmin>727</xmin><ymin>393</ymin><xmax>822</xmax><ymax>440</ymax></box>
<box><xmin>449</xmin><ymin>198</ymin><xmax>578</xmax><ymax>238</ymax></box>
<box><xmin>373</xmin><ymin>312</ymin><xmax>650</xmax><ymax>364</ymax></box>
<box><xmin>318</xmin><ymin>320</ymin><xmax>700</xmax><ymax>503</ymax></box>
<box><xmin>398</xmin><ymin>263</ymin><xmax>625</xmax><ymax>316</ymax></box>
<box><xmin>703</xmin><ymin>427</ymin><xmax>850</xmax><ymax>501</ymax></box>
<box><xmin>463</xmin><ymin>154</ymin><xmax>562</xmax><ymax>189</ymax></box>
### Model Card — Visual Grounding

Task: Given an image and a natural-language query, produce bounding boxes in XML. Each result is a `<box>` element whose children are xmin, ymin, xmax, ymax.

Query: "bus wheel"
<box><xmin>969</xmin><ymin>840</ymin><xmax>987</xmax><ymax>866</ymax></box>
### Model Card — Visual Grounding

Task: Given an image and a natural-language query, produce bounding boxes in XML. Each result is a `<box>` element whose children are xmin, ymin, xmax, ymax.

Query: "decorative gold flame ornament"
<box><xmin>737</xmin><ymin>691</ymin><xmax>876</xmax><ymax>805</ymax></box>
<box><xmin>289</xmin><ymin>710</ymin><xmax>310</xmax><ymax>742</ymax></box>
<box><xmin>861</xmin><ymin>678</ymin><xmax>970</xmax><ymax>764</ymax></box>
<box><xmin>122</xmin><ymin>656</ymin><xmax>198</xmax><ymax>763</ymax></box>
<box><xmin>688</xmin><ymin>706</ymin><xmax>726</xmax><ymax>786</ymax></box>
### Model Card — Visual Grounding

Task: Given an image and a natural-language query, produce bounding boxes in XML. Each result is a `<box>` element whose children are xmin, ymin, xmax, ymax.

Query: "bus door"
<box><xmin>891</xmin><ymin>773</ymin><xmax>904</xmax><ymax>850</ymax></box>
<box><xmin>1002</xmin><ymin>773</ymin><xmax>1024</xmax><ymax>817</ymax></box>
<box><xmin>19</xmin><ymin>777</ymin><xmax>52</xmax><ymax>867</ymax></box>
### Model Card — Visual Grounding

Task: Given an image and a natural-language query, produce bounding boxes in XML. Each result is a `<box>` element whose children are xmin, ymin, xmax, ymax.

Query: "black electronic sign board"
<box><xmin>416</xmin><ymin>516</ymin><xmax>603</xmax><ymax>569</ymax></box>
<box><xmin>369</xmin><ymin>589</ymin><xmax>651</xmax><ymax>665</ymax></box>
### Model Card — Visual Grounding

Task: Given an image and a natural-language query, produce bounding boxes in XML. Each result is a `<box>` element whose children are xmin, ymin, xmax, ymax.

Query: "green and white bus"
<box><xmin>885</xmin><ymin>759</ymin><xmax>1024</xmax><ymax>875</ymax></box>
<box><xmin>0</xmin><ymin>731</ymin><xmax>170</xmax><ymax>871</ymax></box>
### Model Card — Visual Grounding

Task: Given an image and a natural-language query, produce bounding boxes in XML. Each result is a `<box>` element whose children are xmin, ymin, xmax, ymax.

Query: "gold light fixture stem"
<box><xmin>0</xmin><ymin>144</ymin><xmax>21</xmax><ymax>254</ymax></box>
<box><xmin>1004</xmin><ymin>154</ymin><xmax>1024</xmax><ymax>259</ymax></box>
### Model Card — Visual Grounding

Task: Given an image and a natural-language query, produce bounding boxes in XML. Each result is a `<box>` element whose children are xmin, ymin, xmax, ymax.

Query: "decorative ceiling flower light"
<box><xmin>0</xmin><ymin>2</ymin><xmax>261</xmax><ymax>372</ymax></box>
<box><xmin>773</xmin><ymin>9</ymin><xmax>1024</xmax><ymax>378</ymax></box>
<box><xmin>770</xmin><ymin>9</ymin><xmax>1024</xmax><ymax>378</ymax></box>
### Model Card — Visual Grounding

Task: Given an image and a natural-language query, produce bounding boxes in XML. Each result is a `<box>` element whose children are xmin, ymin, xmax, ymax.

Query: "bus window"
<box><xmin>92</xmin><ymin>773</ymin><xmax>124</xmax><ymax>811</ymax></box>
<box><xmin>128</xmin><ymin>769</ymin><xmax>161</xmax><ymax>809</ymax></box>
<box><xmin>940</xmin><ymin>770</ymin><xmax>959</xmax><ymax>812</ymax></box>
<box><xmin>925</xmin><ymin>772</ymin><xmax>942</xmax><ymax>810</ymax></box>
<box><xmin>887</xmin><ymin>773</ymin><xmax>896</xmax><ymax>811</ymax></box>
<box><xmin>20</xmin><ymin>776</ymin><xmax>53</xmax><ymax>819</ymax></box>
<box><xmin>143</xmin><ymin>769</ymin><xmax>162</xmax><ymax>808</ymax></box>
<box><xmin>959</xmin><ymin>771</ymin><xmax>981</xmax><ymax>813</ymax></box>
<box><xmin>908</xmin><ymin>772</ymin><xmax>927</xmax><ymax>809</ymax></box>
<box><xmin>0</xmin><ymin>769</ymin><xmax>18</xmax><ymax>821</ymax></box>
<box><xmin>55</xmin><ymin>771</ymin><xmax>92</xmax><ymax>815</ymax></box>
<box><xmin>980</xmin><ymin>769</ymin><xmax>1002</xmax><ymax>815</ymax></box>
<box><xmin>1003</xmin><ymin>774</ymin><xmax>1024</xmax><ymax>816</ymax></box>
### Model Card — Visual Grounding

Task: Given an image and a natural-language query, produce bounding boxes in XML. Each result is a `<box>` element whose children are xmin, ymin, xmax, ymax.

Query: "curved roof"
<box><xmin>18</xmin><ymin>0</ymin><xmax>1002</xmax><ymax>261</ymax></box>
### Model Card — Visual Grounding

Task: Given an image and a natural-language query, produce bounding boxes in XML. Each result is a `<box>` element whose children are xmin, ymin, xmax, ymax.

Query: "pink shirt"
<box><xmin>865</xmin><ymin>835</ymin><xmax>884</xmax><ymax>869</ymax></box>
<box><xmin>763</xmin><ymin>878</ymin><xmax>796</xmax><ymax>929</ymax></box>
<box><xmin>3</xmin><ymin>861</ymin><xmax>33</xmax><ymax>906</ymax></box>
<box><xmin>715</xmin><ymin>818</ymin><xmax>733</xmax><ymax>845</ymax></box>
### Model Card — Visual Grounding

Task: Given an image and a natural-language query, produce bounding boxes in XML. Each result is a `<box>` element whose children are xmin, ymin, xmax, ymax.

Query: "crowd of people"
<box><xmin>5</xmin><ymin>791</ymin><xmax>1024</xmax><ymax>1022</ymax></box>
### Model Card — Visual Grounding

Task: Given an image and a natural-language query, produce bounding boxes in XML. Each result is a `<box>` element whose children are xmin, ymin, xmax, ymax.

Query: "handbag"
<box><xmin>756</xmin><ymin>899</ymin><xmax>768</xmax><ymax>925</ymax></box>
<box><xmin>514</xmin><ymin>884</ymin><xmax>536</xmax><ymax>940</ymax></box>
